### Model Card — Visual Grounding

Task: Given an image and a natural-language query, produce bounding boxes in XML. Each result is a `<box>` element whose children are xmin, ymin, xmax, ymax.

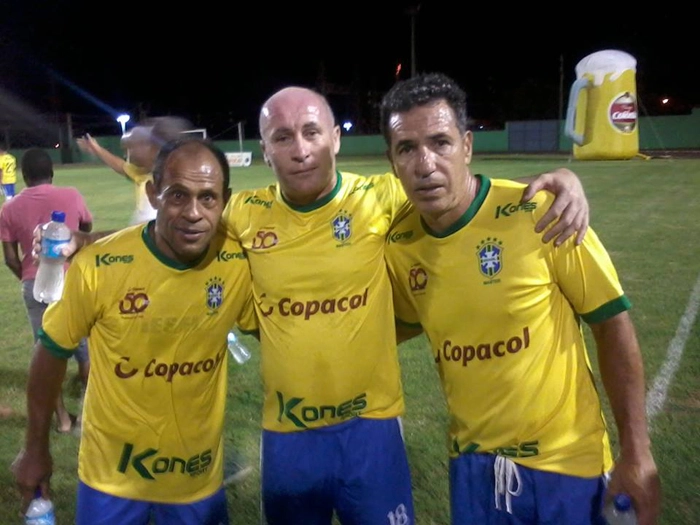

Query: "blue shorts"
<box><xmin>2</xmin><ymin>183</ymin><xmax>15</xmax><ymax>198</ymax></box>
<box><xmin>450</xmin><ymin>453</ymin><xmax>608</xmax><ymax>524</ymax></box>
<box><xmin>76</xmin><ymin>481</ymin><xmax>229</xmax><ymax>525</ymax></box>
<box><xmin>262</xmin><ymin>417</ymin><xmax>414</xmax><ymax>525</ymax></box>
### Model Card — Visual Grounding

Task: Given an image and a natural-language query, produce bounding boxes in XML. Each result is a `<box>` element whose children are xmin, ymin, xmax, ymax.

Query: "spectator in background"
<box><xmin>0</xmin><ymin>147</ymin><xmax>93</xmax><ymax>434</ymax></box>
<box><xmin>0</xmin><ymin>146</ymin><xmax>18</xmax><ymax>201</ymax></box>
<box><xmin>76</xmin><ymin>116</ymin><xmax>192</xmax><ymax>225</ymax></box>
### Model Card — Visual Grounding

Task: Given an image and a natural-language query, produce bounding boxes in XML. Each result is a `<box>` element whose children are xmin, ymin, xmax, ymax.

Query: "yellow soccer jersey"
<box><xmin>386</xmin><ymin>175</ymin><xmax>629</xmax><ymax>478</ymax></box>
<box><xmin>222</xmin><ymin>171</ymin><xmax>407</xmax><ymax>432</ymax></box>
<box><xmin>122</xmin><ymin>162</ymin><xmax>156</xmax><ymax>223</ymax></box>
<box><xmin>0</xmin><ymin>153</ymin><xmax>17</xmax><ymax>184</ymax></box>
<box><xmin>39</xmin><ymin>223</ymin><xmax>255</xmax><ymax>503</ymax></box>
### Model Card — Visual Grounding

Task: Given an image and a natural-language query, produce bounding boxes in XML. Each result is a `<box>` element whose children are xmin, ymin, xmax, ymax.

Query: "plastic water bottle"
<box><xmin>227</xmin><ymin>330</ymin><xmax>251</xmax><ymax>365</ymax></box>
<box><xmin>602</xmin><ymin>493</ymin><xmax>637</xmax><ymax>524</ymax></box>
<box><xmin>33</xmin><ymin>211</ymin><xmax>71</xmax><ymax>304</ymax></box>
<box><xmin>24</xmin><ymin>489</ymin><xmax>55</xmax><ymax>525</ymax></box>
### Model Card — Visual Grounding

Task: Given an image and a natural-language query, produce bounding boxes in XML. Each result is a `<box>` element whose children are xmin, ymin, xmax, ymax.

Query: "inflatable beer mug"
<box><xmin>565</xmin><ymin>49</ymin><xmax>639</xmax><ymax>160</ymax></box>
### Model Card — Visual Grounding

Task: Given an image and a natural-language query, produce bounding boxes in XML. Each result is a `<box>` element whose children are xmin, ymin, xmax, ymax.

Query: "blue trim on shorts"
<box><xmin>76</xmin><ymin>480</ymin><xmax>229</xmax><ymax>525</ymax></box>
<box><xmin>450</xmin><ymin>453</ymin><xmax>608</xmax><ymax>525</ymax></box>
<box><xmin>2</xmin><ymin>183</ymin><xmax>15</xmax><ymax>197</ymax></box>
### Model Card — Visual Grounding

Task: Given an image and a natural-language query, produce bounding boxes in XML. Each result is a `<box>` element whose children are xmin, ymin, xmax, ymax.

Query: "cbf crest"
<box><xmin>476</xmin><ymin>237</ymin><xmax>503</xmax><ymax>282</ymax></box>
<box><xmin>205</xmin><ymin>277</ymin><xmax>224</xmax><ymax>314</ymax></box>
<box><xmin>332</xmin><ymin>210</ymin><xmax>352</xmax><ymax>243</ymax></box>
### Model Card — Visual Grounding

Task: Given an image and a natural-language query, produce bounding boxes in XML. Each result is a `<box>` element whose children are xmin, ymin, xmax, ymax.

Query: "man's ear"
<box><xmin>463</xmin><ymin>131</ymin><xmax>474</xmax><ymax>164</ymax></box>
<box><xmin>260</xmin><ymin>141</ymin><xmax>271</xmax><ymax>166</ymax></box>
<box><xmin>332</xmin><ymin>125</ymin><xmax>341</xmax><ymax>155</ymax></box>
<box><xmin>145</xmin><ymin>179</ymin><xmax>159</xmax><ymax>209</ymax></box>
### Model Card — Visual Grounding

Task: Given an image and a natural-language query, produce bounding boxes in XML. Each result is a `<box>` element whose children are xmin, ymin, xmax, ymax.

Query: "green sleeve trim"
<box><xmin>395</xmin><ymin>317</ymin><xmax>422</xmax><ymax>330</ymax></box>
<box><xmin>37</xmin><ymin>327</ymin><xmax>75</xmax><ymax>360</ymax></box>
<box><xmin>581</xmin><ymin>295</ymin><xmax>632</xmax><ymax>324</ymax></box>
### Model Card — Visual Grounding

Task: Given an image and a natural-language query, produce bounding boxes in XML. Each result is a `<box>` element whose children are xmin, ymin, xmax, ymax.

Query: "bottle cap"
<box><xmin>51</xmin><ymin>211</ymin><xmax>66</xmax><ymax>222</ymax></box>
<box><xmin>614</xmin><ymin>493</ymin><xmax>632</xmax><ymax>511</ymax></box>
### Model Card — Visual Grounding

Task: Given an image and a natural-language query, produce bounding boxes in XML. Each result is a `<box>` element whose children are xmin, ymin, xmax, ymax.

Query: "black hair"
<box><xmin>379</xmin><ymin>72</ymin><xmax>469</xmax><ymax>145</ymax></box>
<box><xmin>152</xmin><ymin>137</ymin><xmax>230</xmax><ymax>191</ymax></box>
<box><xmin>20</xmin><ymin>148</ymin><xmax>53</xmax><ymax>183</ymax></box>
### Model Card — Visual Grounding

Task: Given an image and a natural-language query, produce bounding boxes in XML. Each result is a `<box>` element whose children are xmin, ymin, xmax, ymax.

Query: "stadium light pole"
<box><xmin>116</xmin><ymin>114</ymin><xmax>131</xmax><ymax>136</ymax></box>
<box><xmin>405</xmin><ymin>4</ymin><xmax>421</xmax><ymax>77</ymax></box>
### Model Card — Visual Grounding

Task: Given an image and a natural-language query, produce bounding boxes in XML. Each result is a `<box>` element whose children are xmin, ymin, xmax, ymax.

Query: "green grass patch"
<box><xmin>0</xmin><ymin>155</ymin><xmax>698</xmax><ymax>524</ymax></box>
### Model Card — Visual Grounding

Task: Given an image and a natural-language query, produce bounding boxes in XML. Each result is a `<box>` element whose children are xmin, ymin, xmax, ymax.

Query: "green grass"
<box><xmin>1</xmin><ymin>154</ymin><xmax>699</xmax><ymax>524</ymax></box>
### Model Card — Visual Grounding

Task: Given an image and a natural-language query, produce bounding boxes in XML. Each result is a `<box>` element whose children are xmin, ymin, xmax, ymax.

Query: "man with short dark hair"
<box><xmin>0</xmin><ymin>147</ymin><xmax>92</xmax><ymax>434</ymax></box>
<box><xmin>11</xmin><ymin>139</ymin><xmax>255</xmax><ymax>525</ymax></box>
<box><xmin>381</xmin><ymin>72</ymin><xmax>661</xmax><ymax>525</ymax></box>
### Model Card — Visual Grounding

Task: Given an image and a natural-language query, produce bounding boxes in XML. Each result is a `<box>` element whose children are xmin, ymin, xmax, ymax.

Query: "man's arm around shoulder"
<box><xmin>515</xmin><ymin>167</ymin><xmax>590</xmax><ymax>246</ymax></box>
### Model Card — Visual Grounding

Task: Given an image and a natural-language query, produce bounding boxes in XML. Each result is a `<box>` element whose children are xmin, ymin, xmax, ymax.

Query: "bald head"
<box><xmin>259</xmin><ymin>87</ymin><xmax>335</xmax><ymax>138</ymax></box>
<box><xmin>256</xmin><ymin>86</ymin><xmax>341</xmax><ymax>206</ymax></box>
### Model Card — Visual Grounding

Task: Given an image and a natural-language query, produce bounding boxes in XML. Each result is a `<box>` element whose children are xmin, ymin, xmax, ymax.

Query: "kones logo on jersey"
<box><xmin>477</xmin><ymin>237</ymin><xmax>503</xmax><ymax>281</ymax></box>
<box><xmin>205</xmin><ymin>277</ymin><xmax>224</xmax><ymax>314</ymax></box>
<box><xmin>332</xmin><ymin>210</ymin><xmax>352</xmax><ymax>243</ymax></box>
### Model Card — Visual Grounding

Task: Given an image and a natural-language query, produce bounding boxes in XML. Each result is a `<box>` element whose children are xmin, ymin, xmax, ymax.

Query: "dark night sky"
<box><xmin>1</xmin><ymin>2</ymin><xmax>696</xmax><ymax>142</ymax></box>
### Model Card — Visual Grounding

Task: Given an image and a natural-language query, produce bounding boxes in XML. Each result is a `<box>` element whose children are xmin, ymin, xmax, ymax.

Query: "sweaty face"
<box><xmin>146</xmin><ymin>144</ymin><xmax>230</xmax><ymax>264</ymax></box>
<box><xmin>387</xmin><ymin>100</ymin><xmax>474</xmax><ymax>232</ymax></box>
<box><xmin>259</xmin><ymin>90</ymin><xmax>340</xmax><ymax>206</ymax></box>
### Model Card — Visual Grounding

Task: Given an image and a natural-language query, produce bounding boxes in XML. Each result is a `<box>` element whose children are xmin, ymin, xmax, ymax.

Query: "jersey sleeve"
<box><xmin>547</xmin><ymin>223</ymin><xmax>631</xmax><ymax>324</ymax></box>
<box><xmin>39</xmin><ymin>252</ymin><xmax>98</xmax><ymax>358</ymax></box>
<box><xmin>390</xmin><ymin>277</ymin><xmax>422</xmax><ymax>328</ymax></box>
<box><xmin>235</xmin><ymin>292</ymin><xmax>258</xmax><ymax>333</ymax></box>
<box><xmin>122</xmin><ymin>162</ymin><xmax>151</xmax><ymax>185</ymax></box>
<box><xmin>384</xmin><ymin>214</ymin><xmax>422</xmax><ymax>328</ymax></box>
<box><xmin>371</xmin><ymin>173</ymin><xmax>408</xmax><ymax>226</ymax></box>
<box><xmin>220</xmin><ymin>197</ymin><xmax>241</xmax><ymax>242</ymax></box>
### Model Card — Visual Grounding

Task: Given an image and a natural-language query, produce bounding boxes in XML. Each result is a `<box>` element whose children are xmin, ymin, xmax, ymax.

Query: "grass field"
<box><xmin>0</xmin><ymin>154</ymin><xmax>698</xmax><ymax>524</ymax></box>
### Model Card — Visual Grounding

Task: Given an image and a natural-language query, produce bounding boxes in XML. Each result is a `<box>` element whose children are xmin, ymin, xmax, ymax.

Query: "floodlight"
<box><xmin>116</xmin><ymin>114</ymin><xmax>131</xmax><ymax>135</ymax></box>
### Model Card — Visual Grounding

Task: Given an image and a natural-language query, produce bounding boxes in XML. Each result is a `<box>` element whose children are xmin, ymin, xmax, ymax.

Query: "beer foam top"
<box><xmin>575</xmin><ymin>49</ymin><xmax>636</xmax><ymax>85</ymax></box>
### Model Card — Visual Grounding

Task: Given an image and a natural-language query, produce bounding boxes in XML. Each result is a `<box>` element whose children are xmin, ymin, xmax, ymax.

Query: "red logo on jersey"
<box><xmin>256</xmin><ymin>288</ymin><xmax>369</xmax><ymax>320</ymax></box>
<box><xmin>115</xmin><ymin>357</ymin><xmax>138</xmax><ymax>378</ymax></box>
<box><xmin>436</xmin><ymin>327</ymin><xmax>530</xmax><ymax>366</ymax></box>
<box><xmin>409</xmin><ymin>266</ymin><xmax>428</xmax><ymax>291</ymax></box>
<box><xmin>113</xmin><ymin>351</ymin><xmax>225</xmax><ymax>382</ymax></box>
<box><xmin>119</xmin><ymin>289</ymin><xmax>150</xmax><ymax>315</ymax></box>
<box><xmin>251</xmin><ymin>230</ymin><xmax>278</xmax><ymax>250</ymax></box>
